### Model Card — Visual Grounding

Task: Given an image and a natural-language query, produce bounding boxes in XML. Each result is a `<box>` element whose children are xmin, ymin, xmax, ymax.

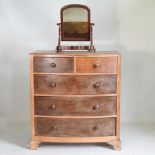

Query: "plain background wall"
<box><xmin>0</xmin><ymin>0</ymin><xmax>155</xmax><ymax>127</ymax></box>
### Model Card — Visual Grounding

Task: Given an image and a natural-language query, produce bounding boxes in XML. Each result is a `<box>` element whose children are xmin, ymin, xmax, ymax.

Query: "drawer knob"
<box><xmin>51</xmin><ymin>63</ymin><xmax>56</xmax><ymax>68</ymax></box>
<box><xmin>49</xmin><ymin>126</ymin><xmax>57</xmax><ymax>130</ymax></box>
<box><xmin>93</xmin><ymin>104</ymin><xmax>100</xmax><ymax>110</ymax></box>
<box><xmin>93</xmin><ymin>63</ymin><xmax>101</xmax><ymax>68</ymax></box>
<box><xmin>51</xmin><ymin>83</ymin><xmax>56</xmax><ymax>87</ymax></box>
<box><xmin>93</xmin><ymin>125</ymin><xmax>99</xmax><ymax>131</ymax></box>
<box><xmin>48</xmin><ymin>104</ymin><xmax>56</xmax><ymax>110</ymax></box>
<box><xmin>93</xmin><ymin>82</ymin><xmax>100</xmax><ymax>88</ymax></box>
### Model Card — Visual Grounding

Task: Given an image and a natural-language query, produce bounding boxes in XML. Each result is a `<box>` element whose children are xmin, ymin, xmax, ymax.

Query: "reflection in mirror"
<box><xmin>62</xmin><ymin>7</ymin><xmax>89</xmax><ymax>40</ymax></box>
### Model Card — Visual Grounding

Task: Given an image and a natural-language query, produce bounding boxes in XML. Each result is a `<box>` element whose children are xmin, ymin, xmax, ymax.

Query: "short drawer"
<box><xmin>34</xmin><ymin>75</ymin><xmax>117</xmax><ymax>95</ymax></box>
<box><xmin>76</xmin><ymin>57</ymin><xmax>117</xmax><ymax>73</ymax></box>
<box><xmin>34</xmin><ymin>96</ymin><xmax>116</xmax><ymax>116</ymax></box>
<box><xmin>35</xmin><ymin>117</ymin><xmax>116</xmax><ymax>137</ymax></box>
<box><xmin>33</xmin><ymin>57</ymin><xmax>74</xmax><ymax>73</ymax></box>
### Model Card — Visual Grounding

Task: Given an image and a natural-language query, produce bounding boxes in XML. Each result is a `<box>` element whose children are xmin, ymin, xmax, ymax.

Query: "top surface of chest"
<box><xmin>30</xmin><ymin>51</ymin><xmax>120</xmax><ymax>56</ymax></box>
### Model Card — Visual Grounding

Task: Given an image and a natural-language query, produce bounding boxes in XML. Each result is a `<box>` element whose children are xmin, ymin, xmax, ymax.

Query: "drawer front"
<box><xmin>34</xmin><ymin>96</ymin><xmax>116</xmax><ymax>116</ymax></box>
<box><xmin>76</xmin><ymin>57</ymin><xmax>117</xmax><ymax>73</ymax></box>
<box><xmin>35</xmin><ymin>118</ymin><xmax>116</xmax><ymax>137</ymax></box>
<box><xmin>33</xmin><ymin>57</ymin><xmax>74</xmax><ymax>73</ymax></box>
<box><xmin>34</xmin><ymin>75</ymin><xmax>117</xmax><ymax>95</ymax></box>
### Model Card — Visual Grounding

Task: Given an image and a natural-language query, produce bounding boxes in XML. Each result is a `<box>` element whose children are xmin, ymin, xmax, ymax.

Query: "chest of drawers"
<box><xmin>30</xmin><ymin>51</ymin><xmax>121</xmax><ymax>150</ymax></box>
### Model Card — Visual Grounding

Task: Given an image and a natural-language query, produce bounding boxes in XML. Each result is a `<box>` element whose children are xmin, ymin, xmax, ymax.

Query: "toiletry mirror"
<box><xmin>56</xmin><ymin>4</ymin><xmax>95</xmax><ymax>52</ymax></box>
<box><xmin>61</xmin><ymin>5</ymin><xmax>90</xmax><ymax>41</ymax></box>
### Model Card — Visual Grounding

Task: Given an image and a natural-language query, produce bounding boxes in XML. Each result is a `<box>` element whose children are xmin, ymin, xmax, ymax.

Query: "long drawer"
<box><xmin>34</xmin><ymin>96</ymin><xmax>116</xmax><ymax>116</ymax></box>
<box><xmin>35</xmin><ymin>117</ymin><xmax>116</xmax><ymax>137</ymax></box>
<box><xmin>34</xmin><ymin>75</ymin><xmax>117</xmax><ymax>95</ymax></box>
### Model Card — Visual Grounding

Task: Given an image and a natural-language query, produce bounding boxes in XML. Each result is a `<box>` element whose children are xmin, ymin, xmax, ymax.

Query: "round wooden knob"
<box><xmin>51</xmin><ymin>83</ymin><xmax>56</xmax><ymax>87</ymax></box>
<box><xmin>93</xmin><ymin>82</ymin><xmax>100</xmax><ymax>88</ymax></box>
<box><xmin>49</xmin><ymin>126</ymin><xmax>57</xmax><ymax>130</ymax></box>
<box><xmin>93</xmin><ymin>104</ymin><xmax>100</xmax><ymax>110</ymax></box>
<box><xmin>48</xmin><ymin>104</ymin><xmax>56</xmax><ymax>110</ymax></box>
<box><xmin>93</xmin><ymin>63</ymin><xmax>101</xmax><ymax>68</ymax></box>
<box><xmin>51</xmin><ymin>63</ymin><xmax>56</xmax><ymax>68</ymax></box>
<box><xmin>93</xmin><ymin>126</ymin><xmax>99</xmax><ymax>131</ymax></box>
<box><xmin>53</xmin><ymin>126</ymin><xmax>57</xmax><ymax>130</ymax></box>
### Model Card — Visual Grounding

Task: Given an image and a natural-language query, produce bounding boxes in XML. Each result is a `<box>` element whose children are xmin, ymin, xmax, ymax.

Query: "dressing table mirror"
<box><xmin>56</xmin><ymin>4</ymin><xmax>95</xmax><ymax>52</ymax></box>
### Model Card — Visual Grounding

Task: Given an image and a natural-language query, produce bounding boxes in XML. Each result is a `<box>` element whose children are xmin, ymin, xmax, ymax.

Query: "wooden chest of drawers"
<box><xmin>30</xmin><ymin>51</ymin><xmax>121</xmax><ymax>150</ymax></box>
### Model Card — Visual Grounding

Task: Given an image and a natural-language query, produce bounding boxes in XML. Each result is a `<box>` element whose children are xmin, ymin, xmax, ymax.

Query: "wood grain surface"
<box><xmin>34</xmin><ymin>96</ymin><xmax>116</xmax><ymax>116</ymax></box>
<box><xmin>35</xmin><ymin>117</ymin><xmax>116</xmax><ymax>137</ymax></box>
<box><xmin>34</xmin><ymin>74</ymin><xmax>117</xmax><ymax>95</ymax></box>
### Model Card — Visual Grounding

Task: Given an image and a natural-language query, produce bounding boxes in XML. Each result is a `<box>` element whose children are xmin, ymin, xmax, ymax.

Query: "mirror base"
<box><xmin>56</xmin><ymin>45</ymin><xmax>95</xmax><ymax>53</ymax></box>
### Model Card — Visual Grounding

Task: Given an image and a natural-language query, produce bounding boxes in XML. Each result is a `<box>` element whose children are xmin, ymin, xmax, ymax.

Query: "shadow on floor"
<box><xmin>0</xmin><ymin>123</ymin><xmax>30</xmax><ymax>149</ymax></box>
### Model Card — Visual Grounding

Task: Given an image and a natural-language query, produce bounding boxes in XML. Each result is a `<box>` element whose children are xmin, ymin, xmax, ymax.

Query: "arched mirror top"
<box><xmin>61</xmin><ymin>4</ymin><xmax>90</xmax><ymax>23</ymax></box>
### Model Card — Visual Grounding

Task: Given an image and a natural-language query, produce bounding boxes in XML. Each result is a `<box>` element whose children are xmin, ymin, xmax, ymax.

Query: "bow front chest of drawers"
<box><xmin>30</xmin><ymin>51</ymin><xmax>121</xmax><ymax>150</ymax></box>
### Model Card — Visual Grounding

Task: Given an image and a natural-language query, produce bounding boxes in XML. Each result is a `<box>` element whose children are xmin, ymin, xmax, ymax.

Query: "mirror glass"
<box><xmin>62</xmin><ymin>7</ymin><xmax>89</xmax><ymax>40</ymax></box>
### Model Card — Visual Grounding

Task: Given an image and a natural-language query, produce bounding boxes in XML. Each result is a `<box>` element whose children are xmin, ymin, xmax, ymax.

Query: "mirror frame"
<box><xmin>60</xmin><ymin>4</ymin><xmax>90</xmax><ymax>41</ymax></box>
